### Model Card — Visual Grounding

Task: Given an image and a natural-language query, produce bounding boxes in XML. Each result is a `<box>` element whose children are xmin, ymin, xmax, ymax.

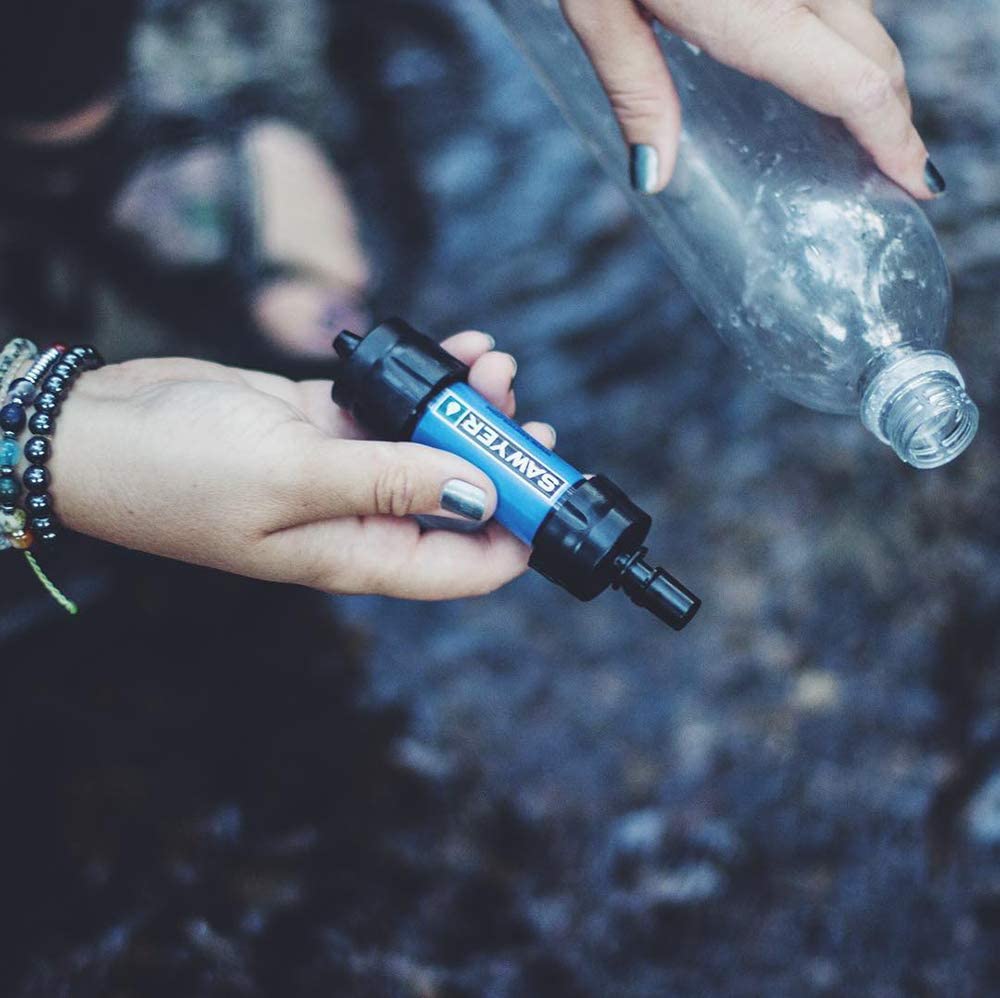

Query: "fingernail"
<box><xmin>441</xmin><ymin>479</ymin><xmax>487</xmax><ymax>521</ymax></box>
<box><xmin>540</xmin><ymin>423</ymin><xmax>557</xmax><ymax>447</ymax></box>
<box><xmin>924</xmin><ymin>159</ymin><xmax>947</xmax><ymax>195</ymax></box>
<box><xmin>630</xmin><ymin>143</ymin><xmax>659</xmax><ymax>194</ymax></box>
<box><xmin>484</xmin><ymin>334</ymin><xmax>496</xmax><ymax>349</ymax></box>
<box><xmin>509</xmin><ymin>355</ymin><xmax>518</xmax><ymax>382</ymax></box>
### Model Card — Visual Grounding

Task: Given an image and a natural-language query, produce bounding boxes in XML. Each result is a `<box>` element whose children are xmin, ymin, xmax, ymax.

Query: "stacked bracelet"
<box><xmin>0</xmin><ymin>343</ymin><xmax>103</xmax><ymax>554</ymax></box>
<box><xmin>25</xmin><ymin>345</ymin><xmax>104</xmax><ymax>548</ymax></box>
<box><xmin>0</xmin><ymin>344</ymin><xmax>67</xmax><ymax>550</ymax></box>
<box><xmin>0</xmin><ymin>340</ymin><xmax>104</xmax><ymax>615</ymax></box>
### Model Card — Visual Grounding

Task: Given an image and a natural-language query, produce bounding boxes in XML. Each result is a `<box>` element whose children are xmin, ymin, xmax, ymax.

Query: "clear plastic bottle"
<box><xmin>488</xmin><ymin>0</ymin><xmax>979</xmax><ymax>469</ymax></box>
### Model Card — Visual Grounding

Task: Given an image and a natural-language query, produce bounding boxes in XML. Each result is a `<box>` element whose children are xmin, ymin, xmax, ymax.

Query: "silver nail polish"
<box><xmin>441</xmin><ymin>479</ymin><xmax>487</xmax><ymax>521</ymax></box>
<box><xmin>630</xmin><ymin>144</ymin><xmax>659</xmax><ymax>194</ymax></box>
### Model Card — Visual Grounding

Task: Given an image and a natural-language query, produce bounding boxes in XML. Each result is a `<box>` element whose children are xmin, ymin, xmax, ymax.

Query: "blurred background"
<box><xmin>1</xmin><ymin>0</ymin><xmax>999</xmax><ymax>994</ymax></box>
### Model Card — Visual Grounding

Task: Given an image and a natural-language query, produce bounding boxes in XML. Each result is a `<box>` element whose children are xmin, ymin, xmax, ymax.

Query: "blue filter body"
<box><xmin>412</xmin><ymin>382</ymin><xmax>583</xmax><ymax>544</ymax></box>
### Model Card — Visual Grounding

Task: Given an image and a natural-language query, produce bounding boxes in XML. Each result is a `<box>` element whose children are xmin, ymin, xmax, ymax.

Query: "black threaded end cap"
<box><xmin>331</xmin><ymin>318</ymin><xmax>468</xmax><ymax>441</ymax></box>
<box><xmin>530</xmin><ymin>476</ymin><xmax>651</xmax><ymax>602</ymax></box>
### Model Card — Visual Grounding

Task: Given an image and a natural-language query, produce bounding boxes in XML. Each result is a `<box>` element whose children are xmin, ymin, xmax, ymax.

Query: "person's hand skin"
<box><xmin>561</xmin><ymin>0</ymin><xmax>945</xmax><ymax>200</ymax></box>
<box><xmin>47</xmin><ymin>332</ymin><xmax>555</xmax><ymax>600</ymax></box>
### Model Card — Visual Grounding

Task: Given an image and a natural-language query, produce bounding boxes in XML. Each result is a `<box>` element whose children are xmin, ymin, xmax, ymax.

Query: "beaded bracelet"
<box><xmin>0</xmin><ymin>342</ymin><xmax>104</xmax><ymax>614</ymax></box>
<box><xmin>20</xmin><ymin>345</ymin><xmax>104</xmax><ymax>548</ymax></box>
<box><xmin>0</xmin><ymin>344</ymin><xmax>67</xmax><ymax>550</ymax></box>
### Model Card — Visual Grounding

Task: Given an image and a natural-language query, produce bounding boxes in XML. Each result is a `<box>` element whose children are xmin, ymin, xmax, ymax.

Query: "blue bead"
<box><xmin>0</xmin><ymin>402</ymin><xmax>25</xmax><ymax>434</ymax></box>
<box><xmin>0</xmin><ymin>475</ymin><xmax>19</xmax><ymax>502</ymax></box>
<box><xmin>0</xmin><ymin>438</ymin><xmax>19</xmax><ymax>466</ymax></box>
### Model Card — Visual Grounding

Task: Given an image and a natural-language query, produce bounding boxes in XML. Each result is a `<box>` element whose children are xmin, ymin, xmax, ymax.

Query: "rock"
<box><xmin>967</xmin><ymin>769</ymin><xmax>1000</xmax><ymax>845</ymax></box>
<box><xmin>637</xmin><ymin>862</ymin><xmax>726</xmax><ymax>908</ymax></box>
<box><xmin>393</xmin><ymin>737</ymin><xmax>457</xmax><ymax>781</ymax></box>
<box><xmin>610</xmin><ymin>808</ymin><xmax>669</xmax><ymax>858</ymax></box>
<box><xmin>792</xmin><ymin>670</ymin><xmax>842</xmax><ymax>712</ymax></box>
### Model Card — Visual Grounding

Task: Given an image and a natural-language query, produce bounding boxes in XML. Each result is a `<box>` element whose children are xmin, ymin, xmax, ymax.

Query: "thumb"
<box><xmin>562</xmin><ymin>0</ymin><xmax>681</xmax><ymax>193</ymax></box>
<box><xmin>302</xmin><ymin>438</ymin><xmax>497</xmax><ymax>523</ymax></box>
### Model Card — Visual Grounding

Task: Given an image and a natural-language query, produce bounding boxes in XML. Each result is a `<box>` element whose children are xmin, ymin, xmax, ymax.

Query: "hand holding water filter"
<box><xmin>333</xmin><ymin>320</ymin><xmax>700</xmax><ymax>629</ymax></box>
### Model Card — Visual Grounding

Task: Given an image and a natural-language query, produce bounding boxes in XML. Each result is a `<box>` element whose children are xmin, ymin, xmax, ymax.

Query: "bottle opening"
<box><xmin>883</xmin><ymin>373</ymin><xmax>979</xmax><ymax>469</ymax></box>
<box><xmin>861</xmin><ymin>350</ymin><xmax>979</xmax><ymax>469</ymax></box>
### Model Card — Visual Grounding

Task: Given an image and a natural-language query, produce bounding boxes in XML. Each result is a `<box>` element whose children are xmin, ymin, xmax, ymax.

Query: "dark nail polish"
<box><xmin>924</xmin><ymin>159</ymin><xmax>947</xmax><ymax>195</ymax></box>
<box><xmin>629</xmin><ymin>144</ymin><xmax>659</xmax><ymax>194</ymax></box>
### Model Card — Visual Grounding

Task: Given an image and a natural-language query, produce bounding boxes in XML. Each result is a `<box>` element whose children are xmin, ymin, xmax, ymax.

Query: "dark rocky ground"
<box><xmin>2</xmin><ymin>0</ymin><xmax>1000</xmax><ymax>994</ymax></box>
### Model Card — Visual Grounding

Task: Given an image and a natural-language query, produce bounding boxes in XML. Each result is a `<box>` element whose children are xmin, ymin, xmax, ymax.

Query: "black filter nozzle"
<box><xmin>332</xmin><ymin>318</ymin><xmax>467</xmax><ymax>441</ymax></box>
<box><xmin>617</xmin><ymin>552</ymin><xmax>701</xmax><ymax>631</ymax></box>
<box><xmin>530</xmin><ymin>475</ymin><xmax>700</xmax><ymax>630</ymax></box>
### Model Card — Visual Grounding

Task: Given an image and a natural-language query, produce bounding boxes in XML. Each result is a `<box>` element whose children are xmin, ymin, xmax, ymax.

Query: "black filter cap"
<box><xmin>332</xmin><ymin>319</ymin><xmax>467</xmax><ymax>441</ymax></box>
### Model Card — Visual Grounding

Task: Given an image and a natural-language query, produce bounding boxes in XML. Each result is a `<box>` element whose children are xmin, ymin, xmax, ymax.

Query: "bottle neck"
<box><xmin>860</xmin><ymin>348</ymin><xmax>979</xmax><ymax>469</ymax></box>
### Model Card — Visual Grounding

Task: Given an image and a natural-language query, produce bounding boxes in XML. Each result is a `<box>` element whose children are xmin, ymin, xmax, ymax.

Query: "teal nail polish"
<box><xmin>925</xmin><ymin>159</ymin><xmax>947</xmax><ymax>195</ymax></box>
<box><xmin>630</xmin><ymin>144</ymin><xmax>659</xmax><ymax>194</ymax></box>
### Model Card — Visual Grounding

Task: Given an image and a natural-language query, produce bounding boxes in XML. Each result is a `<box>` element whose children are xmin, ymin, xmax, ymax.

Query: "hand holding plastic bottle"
<box><xmin>493</xmin><ymin>0</ymin><xmax>978</xmax><ymax>467</ymax></box>
<box><xmin>560</xmin><ymin>0</ymin><xmax>944</xmax><ymax>200</ymax></box>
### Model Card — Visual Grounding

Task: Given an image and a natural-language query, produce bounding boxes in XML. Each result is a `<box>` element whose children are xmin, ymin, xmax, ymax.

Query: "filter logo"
<box><xmin>436</xmin><ymin>393</ymin><xmax>566</xmax><ymax>497</ymax></box>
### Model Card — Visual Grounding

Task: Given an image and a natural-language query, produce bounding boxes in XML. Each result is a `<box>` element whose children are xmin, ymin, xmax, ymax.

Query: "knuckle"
<box><xmin>737</xmin><ymin>3</ymin><xmax>809</xmax><ymax>77</ymax></box>
<box><xmin>847</xmin><ymin>65</ymin><xmax>895</xmax><ymax>117</ymax></box>
<box><xmin>373</xmin><ymin>460</ymin><xmax>418</xmax><ymax>518</ymax></box>
<box><xmin>606</xmin><ymin>85</ymin><xmax>664</xmax><ymax>128</ymax></box>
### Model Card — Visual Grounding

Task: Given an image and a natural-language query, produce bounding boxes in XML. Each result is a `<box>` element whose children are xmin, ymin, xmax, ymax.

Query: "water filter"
<box><xmin>488</xmin><ymin>0</ymin><xmax>979</xmax><ymax>469</ymax></box>
<box><xmin>332</xmin><ymin>319</ymin><xmax>700</xmax><ymax>629</ymax></box>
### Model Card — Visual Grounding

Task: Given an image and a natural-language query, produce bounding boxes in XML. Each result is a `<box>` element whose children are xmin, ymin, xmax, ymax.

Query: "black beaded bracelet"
<box><xmin>19</xmin><ymin>344</ymin><xmax>104</xmax><ymax>548</ymax></box>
